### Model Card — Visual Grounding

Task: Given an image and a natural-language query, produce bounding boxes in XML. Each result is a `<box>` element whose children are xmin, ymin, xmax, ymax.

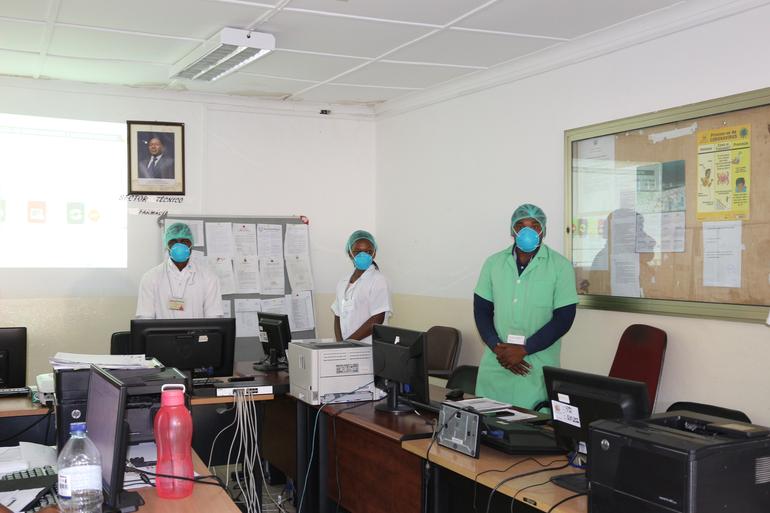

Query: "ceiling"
<box><xmin>0</xmin><ymin>0</ymin><xmax>685</xmax><ymax>106</ymax></box>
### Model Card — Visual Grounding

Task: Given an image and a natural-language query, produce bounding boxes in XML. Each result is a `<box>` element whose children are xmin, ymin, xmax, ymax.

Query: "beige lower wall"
<box><xmin>390</xmin><ymin>293</ymin><xmax>770</xmax><ymax>426</ymax></box>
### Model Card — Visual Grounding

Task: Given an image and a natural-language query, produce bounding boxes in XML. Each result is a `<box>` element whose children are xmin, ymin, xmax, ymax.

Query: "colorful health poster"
<box><xmin>696</xmin><ymin>125</ymin><xmax>750</xmax><ymax>220</ymax></box>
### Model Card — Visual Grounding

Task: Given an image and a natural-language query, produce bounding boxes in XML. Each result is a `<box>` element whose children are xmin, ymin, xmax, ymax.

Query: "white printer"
<box><xmin>287</xmin><ymin>340</ymin><xmax>375</xmax><ymax>405</ymax></box>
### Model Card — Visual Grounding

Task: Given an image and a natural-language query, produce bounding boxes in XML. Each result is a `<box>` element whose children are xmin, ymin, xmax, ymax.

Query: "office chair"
<box><xmin>425</xmin><ymin>326</ymin><xmax>462</xmax><ymax>379</ymax></box>
<box><xmin>110</xmin><ymin>331</ymin><xmax>131</xmax><ymax>355</ymax></box>
<box><xmin>667</xmin><ymin>401</ymin><xmax>751</xmax><ymax>423</ymax></box>
<box><xmin>608</xmin><ymin>324</ymin><xmax>667</xmax><ymax>409</ymax></box>
<box><xmin>446</xmin><ymin>365</ymin><xmax>478</xmax><ymax>396</ymax></box>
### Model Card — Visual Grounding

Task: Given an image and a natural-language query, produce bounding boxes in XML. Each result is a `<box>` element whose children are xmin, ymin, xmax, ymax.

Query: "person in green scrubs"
<box><xmin>473</xmin><ymin>204</ymin><xmax>578</xmax><ymax>409</ymax></box>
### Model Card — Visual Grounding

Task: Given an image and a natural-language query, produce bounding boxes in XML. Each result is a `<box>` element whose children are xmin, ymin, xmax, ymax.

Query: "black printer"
<box><xmin>55</xmin><ymin>366</ymin><xmax>188</xmax><ymax>450</ymax></box>
<box><xmin>589</xmin><ymin>410</ymin><xmax>770</xmax><ymax>513</ymax></box>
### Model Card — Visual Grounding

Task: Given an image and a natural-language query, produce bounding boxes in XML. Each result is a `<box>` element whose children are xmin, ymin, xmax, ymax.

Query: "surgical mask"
<box><xmin>514</xmin><ymin>227</ymin><xmax>541</xmax><ymax>253</ymax></box>
<box><xmin>169</xmin><ymin>242</ymin><xmax>191</xmax><ymax>263</ymax></box>
<box><xmin>352</xmin><ymin>252</ymin><xmax>373</xmax><ymax>271</ymax></box>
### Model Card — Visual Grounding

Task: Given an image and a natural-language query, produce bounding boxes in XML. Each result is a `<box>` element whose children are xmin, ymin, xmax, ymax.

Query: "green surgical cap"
<box><xmin>510</xmin><ymin>203</ymin><xmax>547</xmax><ymax>237</ymax></box>
<box><xmin>164</xmin><ymin>222</ymin><xmax>194</xmax><ymax>247</ymax></box>
<box><xmin>346</xmin><ymin>230</ymin><xmax>377</xmax><ymax>254</ymax></box>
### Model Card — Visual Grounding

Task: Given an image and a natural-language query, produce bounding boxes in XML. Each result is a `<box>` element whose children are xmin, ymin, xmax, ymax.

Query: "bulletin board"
<box><xmin>158</xmin><ymin>214</ymin><xmax>316</xmax><ymax>361</ymax></box>
<box><xmin>565</xmin><ymin>88</ymin><xmax>770</xmax><ymax>322</ymax></box>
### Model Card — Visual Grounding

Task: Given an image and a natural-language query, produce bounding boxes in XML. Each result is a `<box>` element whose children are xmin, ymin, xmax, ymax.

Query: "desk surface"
<box><xmin>402</xmin><ymin>438</ymin><xmax>586</xmax><ymax>513</ymax></box>
<box><xmin>0</xmin><ymin>397</ymin><xmax>48</xmax><ymax>418</ymax></box>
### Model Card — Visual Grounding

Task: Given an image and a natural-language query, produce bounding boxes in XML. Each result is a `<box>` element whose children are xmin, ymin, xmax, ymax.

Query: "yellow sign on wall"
<box><xmin>696</xmin><ymin>125</ymin><xmax>750</xmax><ymax>220</ymax></box>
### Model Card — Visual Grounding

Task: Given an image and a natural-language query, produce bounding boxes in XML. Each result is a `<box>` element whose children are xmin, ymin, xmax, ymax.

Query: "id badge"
<box><xmin>168</xmin><ymin>298</ymin><xmax>185</xmax><ymax>311</ymax></box>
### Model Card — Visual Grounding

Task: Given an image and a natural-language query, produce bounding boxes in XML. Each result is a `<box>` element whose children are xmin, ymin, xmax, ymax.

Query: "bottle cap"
<box><xmin>161</xmin><ymin>384</ymin><xmax>186</xmax><ymax>407</ymax></box>
<box><xmin>70</xmin><ymin>422</ymin><xmax>87</xmax><ymax>433</ymax></box>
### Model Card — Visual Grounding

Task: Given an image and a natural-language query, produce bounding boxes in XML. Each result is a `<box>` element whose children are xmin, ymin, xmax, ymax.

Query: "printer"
<box><xmin>55</xmin><ymin>366</ymin><xmax>187</xmax><ymax>450</ymax></box>
<box><xmin>589</xmin><ymin>411</ymin><xmax>770</xmax><ymax>513</ymax></box>
<box><xmin>287</xmin><ymin>340</ymin><xmax>375</xmax><ymax>405</ymax></box>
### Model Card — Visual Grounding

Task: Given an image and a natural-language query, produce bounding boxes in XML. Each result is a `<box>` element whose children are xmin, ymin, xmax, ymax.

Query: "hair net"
<box><xmin>346</xmin><ymin>230</ymin><xmax>378</xmax><ymax>254</ymax></box>
<box><xmin>164</xmin><ymin>222</ymin><xmax>194</xmax><ymax>247</ymax></box>
<box><xmin>510</xmin><ymin>203</ymin><xmax>547</xmax><ymax>237</ymax></box>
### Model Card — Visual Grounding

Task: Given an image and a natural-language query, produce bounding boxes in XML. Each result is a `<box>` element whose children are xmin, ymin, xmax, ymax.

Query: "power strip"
<box><xmin>214</xmin><ymin>383</ymin><xmax>274</xmax><ymax>397</ymax></box>
<box><xmin>437</xmin><ymin>402</ymin><xmax>482</xmax><ymax>458</ymax></box>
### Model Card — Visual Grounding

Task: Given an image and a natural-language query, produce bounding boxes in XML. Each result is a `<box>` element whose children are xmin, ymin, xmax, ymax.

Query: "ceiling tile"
<box><xmin>49</xmin><ymin>26</ymin><xmax>199</xmax><ymax>65</ymax></box>
<box><xmin>57</xmin><ymin>0</ymin><xmax>271</xmax><ymax>39</ymax></box>
<box><xmin>455</xmin><ymin>0</ymin><xmax>681</xmax><ymax>39</ymax></box>
<box><xmin>340</xmin><ymin>61</ymin><xmax>477</xmax><ymax>89</ymax></box>
<box><xmin>41</xmin><ymin>54</ymin><xmax>170</xmax><ymax>85</ymax></box>
<box><xmin>240</xmin><ymin>50</ymin><xmax>366</xmax><ymax>81</ymax></box>
<box><xmin>0</xmin><ymin>19</ymin><xmax>46</xmax><ymax>52</ymax></box>
<box><xmin>388</xmin><ymin>30</ymin><xmax>559</xmax><ymax>67</ymax></box>
<box><xmin>0</xmin><ymin>50</ymin><xmax>42</xmax><ymax>79</ymax></box>
<box><xmin>0</xmin><ymin>1</ymin><xmax>53</xmax><ymax>21</ymax></box>
<box><xmin>295</xmin><ymin>83</ymin><xmax>411</xmax><ymax>105</ymax></box>
<box><xmin>181</xmin><ymin>72</ymin><xmax>311</xmax><ymax>97</ymax></box>
<box><xmin>262</xmin><ymin>10</ymin><xmax>432</xmax><ymax>58</ymax></box>
<box><xmin>285</xmin><ymin>0</ymin><xmax>488</xmax><ymax>26</ymax></box>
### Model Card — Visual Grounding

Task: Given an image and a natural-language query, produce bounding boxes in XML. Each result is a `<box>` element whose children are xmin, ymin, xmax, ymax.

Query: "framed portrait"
<box><xmin>127</xmin><ymin>121</ymin><xmax>185</xmax><ymax>195</ymax></box>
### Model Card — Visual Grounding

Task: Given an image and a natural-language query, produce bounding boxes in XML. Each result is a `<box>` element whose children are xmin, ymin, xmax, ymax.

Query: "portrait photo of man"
<box><xmin>128</xmin><ymin>120</ymin><xmax>185</xmax><ymax>195</ymax></box>
<box><xmin>138</xmin><ymin>133</ymin><xmax>175</xmax><ymax>180</ymax></box>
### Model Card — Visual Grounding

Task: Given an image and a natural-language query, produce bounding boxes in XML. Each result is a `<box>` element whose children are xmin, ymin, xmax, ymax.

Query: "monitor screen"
<box><xmin>255</xmin><ymin>313</ymin><xmax>291</xmax><ymax>371</ymax></box>
<box><xmin>372</xmin><ymin>325</ymin><xmax>429</xmax><ymax>414</ymax></box>
<box><xmin>129</xmin><ymin>318</ymin><xmax>235</xmax><ymax>378</ymax></box>
<box><xmin>0</xmin><ymin>327</ymin><xmax>26</xmax><ymax>388</ymax></box>
<box><xmin>86</xmin><ymin>365</ymin><xmax>128</xmax><ymax>508</ymax></box>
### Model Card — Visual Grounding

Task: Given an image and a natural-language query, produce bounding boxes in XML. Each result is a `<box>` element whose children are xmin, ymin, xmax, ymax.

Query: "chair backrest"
<box><xmin>446</xmin><ymin>365</ymin><xmax>478</xmax><ymax>396</ymax></box>
<box><xmin>110</xmin><ymin>331</ymin><xmax>131</xmax><ymax>355</ymax></box>
<box><xmin>608</xmin><ymin>324</ymin><xmax>667</xmax><ymax>409</ymax></box>
<box><xmin>425</xmin><ymin>326</ymin><xmax>462</xmax><ymax>377</ymax></box>
<box><xmin>667</xmin><ymin>401</ymin><xmax>752</xmax><ymax>423</ymax></box>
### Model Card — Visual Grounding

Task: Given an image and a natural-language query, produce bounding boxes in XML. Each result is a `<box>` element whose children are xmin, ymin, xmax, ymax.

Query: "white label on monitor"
<box><xmin>557</xmin><ymin>393</ymin><xmax>570</xmax><ymax>404</ymax></box>
<box><xmin>198</xmin><ymin>335</ymin><xmax>209</xmax><ymax>342</ymax></box>
<box><xmin>578</xmin><ymin>441</ymin><xmax>587</xmax><ymax>454</ymax></box>
<box><xmin>551</xmin><ymin>400</ymin><xmax>581</xmax><ymax>428</ymax></box>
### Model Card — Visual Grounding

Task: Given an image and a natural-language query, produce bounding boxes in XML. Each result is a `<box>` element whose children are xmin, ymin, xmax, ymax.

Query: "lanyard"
<box><xmin>165</xmin><ymin>264</ymin><xmax>193</xmax><ymax>299</ymax></box>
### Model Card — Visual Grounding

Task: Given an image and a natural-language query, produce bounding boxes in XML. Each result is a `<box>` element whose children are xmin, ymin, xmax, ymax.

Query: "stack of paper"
<box><xmin>49</xmin><ymin>353</ymin><xmax>154</xmax><ymax>371</ymax></box>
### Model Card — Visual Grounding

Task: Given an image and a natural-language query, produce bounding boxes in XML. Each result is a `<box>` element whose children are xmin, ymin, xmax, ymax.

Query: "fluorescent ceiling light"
<box><xmin>170</xmin><ymin>28</ymin><xmax>275</xmax><ymax>82</ymax></box>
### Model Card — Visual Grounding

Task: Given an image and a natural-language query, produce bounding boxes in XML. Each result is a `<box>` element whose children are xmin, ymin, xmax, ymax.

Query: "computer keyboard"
<box><xmin>0</xmin><ymin>386</ymin><xmax>30</xmax><ymax>397</ymax></box>
<box><xmin>1</xmin><ymin>465</ymin><xmax>57</xmax><ymax>512</ymax></box>
<box><xmin>1</xmin><ymin>465</ymin><xmax>56</xmax><ymax>480</ymax></box>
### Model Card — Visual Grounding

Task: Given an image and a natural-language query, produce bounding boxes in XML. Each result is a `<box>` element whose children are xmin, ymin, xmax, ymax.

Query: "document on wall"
<box><xmin>234</xmin><ymin>299</ymin><xmax>262</xmax><ymax>338</ymax></box>
<box><xmin>285</xmin><ymin>254</ymin><xmax>314</xmax><ymax>292</ymax></box>
<box><xmin>610</xmin><ymin>210</ymin><xmax>641</xmax><ymax>297</ymax></box>
<box><xmin>234</xmin><ymin>255</ymin><xmax>261</xmax><ymax>294</ymax></box>
<box><xmin>221</xmin><ymin>300</ymin><xmax>232</xmax><ymax>318</ymax></box>
<box><xmin>232</xmin><ymin>223</ymin><xmax>258</xmax><ymax>256</ymax></box>
<box><xmin>208</xmin><ymin>256</ymin><xmax>236</xmax><ymax>295</ymax></box>
<box><xmin>284</xmin><ymin>224</ymin><xmax>310</xmax><ymax>255</ymax></box>
<box><xmin>205</xmin><ymin>222</ymin><xmax>235</xmax><ymax>257</ymax></box>
<box><xmin>286</xmin><ymin>291</ymin><xmax>315</xmax><ymax>332</ymax></box>
<box><xmin>191</xmin><ymin>249</ymin><xmax>206</xmax><ymax>264</ymax></box>
<box><xmin>257</xmin><ymin>224</ymin><xmax>283</xmax><ymax>258</ymax></box>
<box><xmin>259</xmin><ymin>256</ymin><xmax>285</xmax><ymax>295</ymax></box>
<box><xmin>261</xmin><ymin>297</ymin><xmax>287</xmax><ymax>316</ymax></box>
<box><xmin>164</xmin><ymin>219</ymin><xmax>205</xmax><ymax>247</ymax></box>
<box><xmin>702</xmin><ymin>221</ymin><xmax>742</xmax><ymax>288</ymax></box>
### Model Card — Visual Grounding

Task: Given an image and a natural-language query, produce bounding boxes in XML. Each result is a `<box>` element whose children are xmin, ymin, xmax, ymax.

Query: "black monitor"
<box><xmin>0</xmin><ymin>327</ymin><xmax>26</xmax><ymax>388</ymax></box>
<box><xmin>543</xmin><ymin>366</ymin><xmax>650</xmax><ymax>493</ymax></box>
<box><xmin>129</xmin><ymin>318</ymin><xmax>235</xmax><ymax>378</ymax></box>
<box><xmin>253</xmin><ymin>313</ymin><xmax>291</xmax><ymax>372</ymax></box>
<box><xmin>86</xmin><ymin>366</ymin><xmax>142</xmax><ymax>511</ymax></box>
<box><xmin>371</xmin><ymin>325</ymin><xmax>429</xmax><ymax>415</ymax></box>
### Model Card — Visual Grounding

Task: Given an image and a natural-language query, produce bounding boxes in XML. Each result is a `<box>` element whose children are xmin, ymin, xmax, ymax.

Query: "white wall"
<box><xmin>375</xmin><ymin>6</ymin><xmax>770</xmax><ymax>424</ymax></box>
<box><xmin>0</xmin><ymin>78</ymin><xmax>375</xmax><ymax>380</ymax></box>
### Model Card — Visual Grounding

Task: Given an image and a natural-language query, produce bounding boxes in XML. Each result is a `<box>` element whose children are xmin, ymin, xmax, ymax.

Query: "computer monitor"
<box><xmin>0</xmin><ymin>327</ymin><xmax>26</xmax><ymax>388</ymax></box>
<box><xmin>253</xmin><ymin>313</ymin><xmax>291</xmax><ymax>372</ymax></box>
<box><xmin>371</xmin><ymin>325</ymin><xmax>429</xmax><ymax>415</ymax></box>
<box><xmin>543</xmin><ymin>366</ymin><xmax>650</xmax><ymax>493</ymax></box>
<box><xmin>129</xmin><ymin>318</ymin><xmax>235</xmax><ymax>378</ymax></box>
<box><xmin>86</xmin><ymin>365</ymin><xmax>142</xmax><ymax>511</ymax></box>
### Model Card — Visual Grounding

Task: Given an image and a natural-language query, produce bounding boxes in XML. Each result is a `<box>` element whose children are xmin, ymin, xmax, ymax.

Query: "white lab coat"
<box><xmin>136</xmin><ymin>259</ymin><xmax>224</xmax><ymax>319</ymax></box>
<box><xmin>331</xmin><ymin>266</ymin><xmax>392</xmax><ymax>344</ymax></box>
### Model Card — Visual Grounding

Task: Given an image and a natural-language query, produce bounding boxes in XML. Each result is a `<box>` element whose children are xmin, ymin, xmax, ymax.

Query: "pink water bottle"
<box><xmin>154</xmin><ymin>384</ymin><xmax>194</xmax><ymax>499</ymax></box>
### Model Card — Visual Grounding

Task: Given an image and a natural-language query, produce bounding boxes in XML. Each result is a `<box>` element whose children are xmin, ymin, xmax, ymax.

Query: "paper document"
<box><xmin>208</xmin><ymin>256</ymin><xmax>236</xmax><ymax>295</ymax></box>
<box><xmin>164</xmin><ymin>219</ymin><xmax>204</xmax><ymax>247</ymax></box>
<box><xmin>234</xmin><ymin>299</ymin><xmax>262</xmax><ymax>338</ymax></box>
<box><xmin>0</xmin><ymin>488</ymin><xmax>45</xmax><ymax>513</ymax></box>
<box><xmin>221</xmin><ymin>300</ymin><xmax>232</xmax><ymax>318</ymax></box>
<box><xmin>257</xmin><ymin>224</ymin><xmax>283</xmax><ymax>258</ymax></box>
<box><xmin>445</xmin><ymin>397</ymin><xmax>512</xmax><ymax>412</ymax></box>
<box><xmin>205</xmin><ymin>222</ymin><xmax>235</xmax><ymax>257</ymax></box>
<box><xmin>703</xmin><ymin>221</ymin><xmax>742</xmax><ymax>288</ymax></box>
<box><xmin>259</xmin><ymin>256</ymin><xmax>285</xmax><ymax>295</ymax></box>
<box><xmin>284</xmin><ymin>224</ymin><xmax>309</xmax><ymax>255</ymax></box>
<box><xmin>261</xmin><ymin>297</ymin><xmax>287</xmax><ymax>316</ymax></box>
<box><xmin>495</xmin><ymin>409</ymin><xmax>539</xmax><ymax>422</ymax></box>
<box><xmin>610</xmin><ymin>210</ymin><xmax>641</xmax><ymax>297</ymax></box>
<box><xmin>127</xmin><ymin>442</ymin><xmax>157</xmax><ymax>467</ymax></box>
<box><xmin>286</xmin><ymin>291</ymin><xmax>315</xmax><ymax>332</ymax></box>
<box><xmin>285</xmin><ymin>254</ymin><xmax>314</xmax><ymax>292</ymax></box>
<box><xmin>49</xmin><ymin>353</ymin><xmax>153</xmax><ymax>370</ymax></box>
<box><xmin>19</xmin><ymin>443</ymin><xmax>56</xmax><ymax>470</ymax></box>
<box><xmin>234</xmin><ymin>255</ymin><xmax>261</xmax><ymax>294</ymax></box>
<box><xmin>232</xmin><ymin>223</ymin><xmax>257</xmax><ymax>256</ymax></box>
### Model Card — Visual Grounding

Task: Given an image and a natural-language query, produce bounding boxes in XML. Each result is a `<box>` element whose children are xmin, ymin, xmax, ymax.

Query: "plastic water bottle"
<box><xmin>57</xmin><ymin>422</ymin><xmax>103</xmax><ymax>513</ymax></box>
<box><xmin>154</xmin><ymin>384</ymin><xmax>194</xmax><ymax>499</ymax></box>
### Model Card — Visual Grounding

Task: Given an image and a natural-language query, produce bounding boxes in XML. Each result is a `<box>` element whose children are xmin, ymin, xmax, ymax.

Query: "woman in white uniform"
<box><xmin>331</xmin><ymin>230</ymin><xmax>393</xmax><ymax>344</ymax></box>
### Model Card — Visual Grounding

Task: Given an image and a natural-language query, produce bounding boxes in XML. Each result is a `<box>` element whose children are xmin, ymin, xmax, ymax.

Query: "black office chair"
<box><xmin>110</xmin><ymin>331</ymin><xmax>131</xmax><ymax>355</ymax></box>
<box><xmin>425</xmin><ymin>326</ymin><xmax>462</xmax><ymax>379</ymax></box>
<box><xmin>446</xmin><ymin>365</ymin><xmax>478</xmax><ymax>396</ymax></box>
<box><xmin>666</xmin><ymin>401</ymin><xmax>751</xmax><ymax>423</ymax></box>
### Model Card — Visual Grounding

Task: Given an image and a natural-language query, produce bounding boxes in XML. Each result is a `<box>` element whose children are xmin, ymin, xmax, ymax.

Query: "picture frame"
<box><xmin>127</xmin><ymin>120</ymin><xmax>185</xmax><ymax>195</ymax></box>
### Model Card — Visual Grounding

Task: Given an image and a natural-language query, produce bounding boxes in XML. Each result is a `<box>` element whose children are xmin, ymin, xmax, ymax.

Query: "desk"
<box><xmin>402</xmin><ymin>438</ymin><xmax>587</xmax><ymax>513</ymax></box>
<box><xmin>0</xmin><ymin>397</ymin><xmax>55</xmax><ymax>446</ymax></box>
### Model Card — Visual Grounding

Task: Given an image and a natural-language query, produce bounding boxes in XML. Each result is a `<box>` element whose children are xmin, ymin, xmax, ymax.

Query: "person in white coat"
<box><xmin>136</xmin><ymin>222</ymin><xmax>223</xmax><ymax>319</ymax></box>
<box><xmin>331</xmin><ymin>230</ymin><xmax>392</xmax><ymax>344</ymax></box>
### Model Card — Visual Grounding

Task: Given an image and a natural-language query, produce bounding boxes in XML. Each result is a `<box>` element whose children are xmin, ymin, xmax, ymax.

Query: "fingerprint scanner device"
<box><xmin>287</xmin><ymin>340</ymin><xmax>374</xmax><ymax>405</ymax></box>
<box><xmin>437</xmin><ymin>402</ymin><xmax>482</xmax><ymax>458</ymax></box>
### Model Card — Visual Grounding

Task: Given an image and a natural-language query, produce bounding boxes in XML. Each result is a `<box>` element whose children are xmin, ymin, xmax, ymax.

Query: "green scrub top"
<box><xmin>474</xmin><ymin>244</ymin><xmax>578</xmax><ymax>409</ymax></box>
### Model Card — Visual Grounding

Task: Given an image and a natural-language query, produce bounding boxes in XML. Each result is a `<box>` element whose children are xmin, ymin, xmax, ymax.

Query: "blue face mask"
<box><xmin>352</xmin><ymin>252</ymin><xmax>373</xmax><ymax>271</ymax></box>
<box><xmin>169</xmin><ymin>242</ymin><xmax>191</xmax><ymax>263</ymax></box>
<box><xmin>514</xmin><ymin>227</ymin><xmax>541</xmax><ymax>253</ymax></box>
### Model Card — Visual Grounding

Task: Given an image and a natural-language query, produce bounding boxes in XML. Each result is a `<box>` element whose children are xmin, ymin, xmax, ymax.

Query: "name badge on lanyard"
<box><xmin>168</xmin><ymin>298</ymin><xmax>185</xmax><ymax>311</ymax></box>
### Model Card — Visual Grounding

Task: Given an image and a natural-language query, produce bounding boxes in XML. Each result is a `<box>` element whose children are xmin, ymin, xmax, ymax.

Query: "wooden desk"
<box><xmin>402</xmin><ymin>438</ymin><xmax>587</xmax><ymax>513</ymax></box>
<box><xmin>0</xmin><ymin>397</ymin><xmax>48</xmax><ymax>418</ymax></box>
<box><xmin>0</xmin><ymin>397</ymin><xmax>55</xmax><ymax>446</ymax></box>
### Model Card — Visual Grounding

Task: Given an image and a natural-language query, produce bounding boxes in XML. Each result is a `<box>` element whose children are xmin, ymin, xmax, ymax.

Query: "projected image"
<box><xmin>0</xmin><ymin>113</ymin><xmax>127</xmax><ymax>268</ymax></box>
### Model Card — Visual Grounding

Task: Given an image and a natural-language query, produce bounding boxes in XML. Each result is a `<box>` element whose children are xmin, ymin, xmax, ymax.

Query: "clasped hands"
<box><xmin>493</xmin><ymin>343</ymin><xmax>531</xmax><ymax>376</ymax></box>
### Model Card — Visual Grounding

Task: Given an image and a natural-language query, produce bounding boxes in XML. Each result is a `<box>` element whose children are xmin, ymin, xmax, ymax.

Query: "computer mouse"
<box><xmin>445</xmin><ymin>388</ymin><xmax>465</xmax><ymax>401</ymax></box>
